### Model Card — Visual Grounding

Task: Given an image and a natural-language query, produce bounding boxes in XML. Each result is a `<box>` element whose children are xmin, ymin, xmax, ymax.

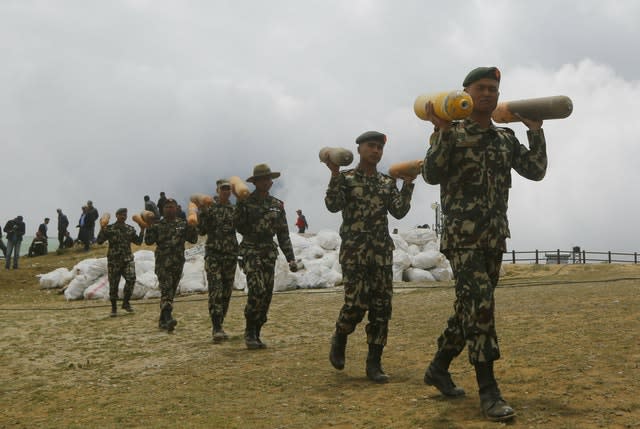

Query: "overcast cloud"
<box><xmin>2</xmin><ymin>0</ymin><xmax>639</xmax><ymax>252</ymax></box>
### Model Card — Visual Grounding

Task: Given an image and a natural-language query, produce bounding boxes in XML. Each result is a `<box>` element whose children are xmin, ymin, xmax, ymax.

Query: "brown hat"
<box><xmin>246</xmin><ymin>163</ymin><xmax>280</xmax><ymax>183</ymax></box>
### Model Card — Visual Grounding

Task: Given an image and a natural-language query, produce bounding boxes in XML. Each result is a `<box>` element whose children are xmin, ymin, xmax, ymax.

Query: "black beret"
<box><xmin>355</xmin><ymin>130</ymin><xmax>387</xmax><ymax>145</ymax></box>
<box><xmin>116</xmin><ymin>208</ymin><xmax>127</xmax><ymax>215</ymax></box>
<box><xmin>463</xmin><ymin>66</ymin><xmax>501</xmax><ymax>87</ymax></box>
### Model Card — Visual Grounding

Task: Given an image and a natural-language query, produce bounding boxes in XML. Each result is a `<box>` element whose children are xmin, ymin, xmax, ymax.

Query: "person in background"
<box><xmin>28</xmin><ymin>231</ymin><xmax>47</xmax><ymax>257</ymax></box>
<box><xmin>157</xmin><ymin>192</ymin><xmax>167</xmax><ymax>219</ymax></box>
<box><xmin>145</xmin><ymin>198</ymin><xmax>198</xmax><ymax>331</ymax></box>
<box><xmin>325</xmin><ymin>131</ymin><xmax>414</xmax><ymax>383</ymax></box>
<box><xmin>295</xmin><ymin>209</ymin><xmax>309</xmax><ymax>233</ymax></box>
<box><xmin>234</xmin><ymin>163</ymin><xmax>298</xmax><ymax>349</ymax></box>
<box><xmin>4</xmin><ymin>215</ymin><xmax>26</xmax><ymax>269</ymax></box>
<box><xmin>144</xmin><ymin>195</ymin><xmax>160</xmax><ymax>220</ymax></box>
<box><xmin>0</xmin><ymin>219</ymin><xmax>7</xmax><ymax>259</ymax></box>
<box><xmin>97</xmin><ymin>208</ymin><xmax>145</xmax><ymax>317</ymax></box>
<box><xmin>197</xmin><ymin>179</ymin><xmax>238</xmax><ymax>343</ymax></box>
<box><xmin>62</xmin><ymin>231</ymin><xmax>75</xmax><ymax>249</ymax></box>
<box><xmin>421</xmin><ymin>66</ymin><xmax>547</xmax><ymax>421</ymax></box>
<box><xmin>77</xmin><ymin>206</ymin><xmax>91</xmax><ymax>251</ymax></box>
<box><xmin>85</xmin><ymin>200</ymin><xmax>99</xmax><ymax>244</ymax></box>
<box><xmin>57</xmin><ymin>209</ymin><xmax>69</xmax><ymax>250</ymax></box>
<box><xmin>37</xmin><ymin>217</ymin><xmax>50</xmax><ymax>254</ymax></box>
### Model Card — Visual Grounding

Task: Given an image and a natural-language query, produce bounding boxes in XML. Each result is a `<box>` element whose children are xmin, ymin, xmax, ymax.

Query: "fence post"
<box><xmin>608</xmin><ymin>251</ymin><xmax>612</xmax><ymax>263</ymax></box>
<box><xmin>582</xmin><ymin>250</ymin><xmax>586</xmax><ymax>264</ymax></box>
<box><xmin>556</xmin><ymin>249</ymin><xmax>561</xmax><ymax>264</ymax></box>
<box><xmin>535</xmin><ymin>249</ymin><xmax>539</xmax><ymax>264</ymax></box>
<box><xmin>511</xmin><ymin>250</ymin><xmax>516</xmax><ymax>264</ymax></box>
<box><xmin>635</xmin><ymin>252</ymin><xmax>638</xmax><ymax>264</ymax></box>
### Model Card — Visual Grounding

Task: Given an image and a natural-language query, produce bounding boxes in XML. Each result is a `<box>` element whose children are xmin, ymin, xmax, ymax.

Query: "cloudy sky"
<box><xmin>2</xmin><ymin>0</ymin><xmax>639</xmax><ymax>253</ymax></box>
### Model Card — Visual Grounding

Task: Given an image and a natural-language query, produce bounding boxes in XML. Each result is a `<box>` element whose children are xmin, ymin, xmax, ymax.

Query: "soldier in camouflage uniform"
<box><xmin>145</xmin><ymin>198</ymin><xmax>198</xmax><ymax>332</ymax></box>
<box><xmin>197</xmin><ymin>179</ymin><xmax>238</xmax><ymax>343</ymax></box>
<box><xmin>234</xmin><ymin>164</ymin><xmax>298</xmax><ymax>350</ymax></box>
<box><xmin>421</xmin><ymin>67</ymin><xmax>547</xmax><ymax>421</ymax></box>
<box><xmin>96</xmin><ymin>208</ymin><xmax>145</xmax><ymax>317</ymax></box>
<box><xmin>326</xmin><ymin>131</ymin><xmax>415</xmax><ymax>383</ymax></box>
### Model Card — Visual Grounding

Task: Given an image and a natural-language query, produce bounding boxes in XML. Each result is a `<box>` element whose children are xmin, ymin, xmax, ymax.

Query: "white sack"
<box><xmin>178</xmin><ymin>255</ymin><xmax>206</xmax><ymax>294</ymax></box>
<box><xmin>412</xmin><ymin>250</ymin><xmax>445</xmax><ymax>270</ymax></box>
<box><xmin>399</xmin><ymin>228</ymin><xmax>437</xmax><ymax>246</ymax></box>
<box><xmin>314</xmin><ymin>230</ymin><xmax>341</xmax><ymax>251</ymax></box>
<box><xmin>38</xmin><ymin>267</ymin><xmax>73</xmax><ymax>289</ymax></box>
<box><xmin>392</xmin><ymin>249</ymin><xmax>412</xmax><ymax>281</ymax></box>
<box><xmin>83</xmin><ymin>276</ymin><xmax>109</xmax><ymax>300</ymax></box>
<box><xmin>403</xmin><ymin>267</ymin><xmax>436</xmax><ymax>282</ymax></box>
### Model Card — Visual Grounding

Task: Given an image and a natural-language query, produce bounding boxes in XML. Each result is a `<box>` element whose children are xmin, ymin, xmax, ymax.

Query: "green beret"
<box><xmin>116</xmin><ymin>208</ymin><xmax>127</xmax><ymax>215</ymax></box>
<box><xmin>462</xmin><ymin>66</ymin><xmax>501</xmax><ymax>87</ymax></box>
<box><xmin>355</xmin><ymin>130</ymin><xmax>387</xmax><ymax>145</ymax></box>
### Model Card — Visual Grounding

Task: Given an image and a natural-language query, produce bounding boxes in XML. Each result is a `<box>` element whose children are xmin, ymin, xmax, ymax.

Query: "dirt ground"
<box><xmin>0</xmin><ymin>245</ymin><xmax>639</xmax><ymax>428</ymax></box>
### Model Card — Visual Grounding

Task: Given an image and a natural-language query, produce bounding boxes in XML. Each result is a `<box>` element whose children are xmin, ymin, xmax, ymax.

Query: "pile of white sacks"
<box><xmin>37</xmin><ymin>227</ymin><xmax>452</xmax><ymax>301</ymax></box>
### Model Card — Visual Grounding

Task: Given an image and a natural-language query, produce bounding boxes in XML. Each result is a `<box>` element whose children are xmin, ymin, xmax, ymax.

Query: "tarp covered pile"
<box><xmin>37</xmin><ymin>227</ymin><xmax>452</xmax><ymax>301</ymax></box>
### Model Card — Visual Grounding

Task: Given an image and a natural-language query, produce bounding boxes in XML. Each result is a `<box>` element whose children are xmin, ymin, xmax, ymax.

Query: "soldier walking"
<box><xmin>325</xmin><ymin>131</ymin><xmax>415</xmax><ymax>383</ymax></box>
<box><xmin>234</xmin><ymin>164</ymin><xmax>298</xmax><ymax>349</ymax></box>
<box><xmin>145</xmin><ymin>198</ymin><xmax>198</xmax><ymax>332</ymax></box>
<box><xmin>421</xmin><ymin>66</ymin><xmax>547</xmax><ymax>421</ymax></box>
<box><xmin>197</xmin><ymin>179</ymin><xmax>239</xmax><ymax>343</ymax></box>
<box><xmin>96</xmin><ymin>208</ymin><xmax>145</xmax><ymax>317</ymax></box>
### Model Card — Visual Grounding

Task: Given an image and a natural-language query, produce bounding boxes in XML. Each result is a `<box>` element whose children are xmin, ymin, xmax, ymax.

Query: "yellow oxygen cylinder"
<box><xmin>318</xmin><ymin>147</ymin><xmax>354</xmax><ymax>166</ymax></box>
<box><xmin>388</xmin><ymin>159</ymin><xmax>424</xmax><ymax>179</ymax></box>
<box><xmin>190</xmin><ymin>193</ymin><xmax>214</xmax><ymax>209</ymax></box>
<box><xmin>492</xmin><ymin>95</ymin><xmax>573</xmax><ymax>123</ymax></box>
<box><xmin>187</xmin><ymin>202</ymin><xmax>199</xmax><ymax>226</ymax></box>
<box><xmin>414</xmin><ymin>90</ymin><xmax>474</xmax><ymax>121</ymax></box>
<box><xmin>99</xmin><ymin>213</ymin><xmax>111</xmax><ymax>228</ymax></box>
<box><xmin>229</xmin><ymin>176</ymin><xmax>250</xmax><ymax>200</ymax></box>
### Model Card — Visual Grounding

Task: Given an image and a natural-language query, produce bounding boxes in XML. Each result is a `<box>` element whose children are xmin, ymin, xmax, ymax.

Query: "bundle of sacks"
<box><xmin>37</xmin><ymin>227</ymin><xmax>452</xmax><ymax>301</ymax></box>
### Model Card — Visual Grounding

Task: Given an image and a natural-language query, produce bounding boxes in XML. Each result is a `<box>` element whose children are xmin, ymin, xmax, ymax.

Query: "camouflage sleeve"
<box><xmin>96</xmin><ymin>225</ymin><xmax>109</xmax><ymax>245</ymax></box>
<box><xmin>275</xmin><ymin>206</ymin><xmax>295</xmax><ymax>262</ymax></box>
<box><xmin>324</xmin><ymin>173</ymin><xmax>346</xmax><ymax>213</ymax></box>
<box><xmin>144</xmin><ymin>224</ymin><xmax>157</xmax><ymax>245</ymax></box>
<box><xmin>513</xmin><ymin>129</ymin><xmax>547</xmax><ymax>181</ymax></box>
<box><xmin>131</xmin><ymin>226</ymin><xmax>144</xmax><ymax>246</ymax></box>
<box><xmin>185</xmin><ymin>224</ymin><xmax>198</xmax><ymax>244</ymax></box>
<box><xmin>196</xmin><ymin>208</ymin><xmax>208</xmax><ymax>236</ymax></box>
<box><xmin>388</xmin><ymin>180</ymin><xmax>414</xmax><ymax>220</ymax></box>
<box><xmin>422</xmin><ymin>129</ymin><xmax>455</xmax><ymax>185</ymax></box>
<box><xmin>233</xmin><ymin>200</ymin><xmax>250</xmax><ymax>235</ymax></box>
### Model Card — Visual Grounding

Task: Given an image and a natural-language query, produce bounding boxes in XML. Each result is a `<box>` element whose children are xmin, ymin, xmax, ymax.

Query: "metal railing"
<box><xmin>502</xmin><ymin>249</ymin><xmax>640</xmax><ymax>264</ymax></box>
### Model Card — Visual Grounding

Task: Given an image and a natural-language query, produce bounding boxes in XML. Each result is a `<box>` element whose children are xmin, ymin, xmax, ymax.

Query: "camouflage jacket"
<box><xmin>96</xmin><ymin>222</ymin><xmax>144</xmax><ymax>263</ymax></box>
<box><xmin>144</xmin><ymin>218</ymin><xmax>198</xmax><ymax>261</ymax></box>
<box><xmin>325</xmin><ymin>168</ymin><xmax>414</xmax><ymax>265</ymax></box>
<box><xmin>422</xmin><ymin>119</ymin><xmax>547</xmax><ymax>252</ymax></box>
<box><xmin>197</xmin><ymin>201</ymin><xmax>238</xmax><ymax>256</ymax></box>
<box><xmin>233</xmin><ymin>191</ymin><xmax>295</xmax><ymax>262</ymax></box>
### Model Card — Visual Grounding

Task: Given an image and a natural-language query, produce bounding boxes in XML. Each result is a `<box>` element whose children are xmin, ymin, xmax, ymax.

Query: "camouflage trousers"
<box><xmin>155</xmin><ymin>257</ymin><xmax>185</xmax><ymax>311</ymax></box>
<box><xmin>107</xmin><ymin>260</ymin><xmax>136</xmax><ymax>301</ymax></box>
<box><xmin>437</xmin><ymin>249</ymin><xmax>502</xmax><ymax>364</ymax></box>
<box><xmin>335</xmin><ymin>264</ymin><xmax>393</xmax><ymax>346</ymax></box>
<box><xmin>205</xmin><ymin>254</ymin><xmax>237</xmax><ymax>323</ymax></box>
<box><xmin>242</xmin><ymin>253</ymin><xmax>276</xmax><ymax>326</ymax></box>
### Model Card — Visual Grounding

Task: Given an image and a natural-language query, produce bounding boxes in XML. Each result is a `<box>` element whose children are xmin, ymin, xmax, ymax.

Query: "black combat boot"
<box><xmin>165</xmin><ymin>308</ymin><xmax>178</xmax><ymax>332</ymax></box>
<box><xmin>110</xmin><ymin>299</ymin><xmax>117</xmax><ymax>318</ymax></box>
<box><xmin>244</xmin><ymin>321</ymin><xmax>261</xmax><ymax>350</ymax></box>
<box><xmin>424</xmin><ymin>349</ymin><xmax>465</xmax><ymax>397</ymax></box>
<box><xmin>158</xmin><ymin>308</ymin><xmax>169</xmax><ymax>329</ymax></box>
<box><xmin>122</xmin><ymin>297</ymin><xmax>134</xmax><ymax>313</ymax></box>
<box><xmin>329</xmin><ymin>332</ymin><xmax>347</xmax><ymax>370</ymax></box>
<box><xmin>255</xmin><ymin>323</ymin><xmax>267</xmax><ymax>349</ymax></box>
<box><xmin>475</xmin><ymin>361</ymin><xmax>515</xmax><ymax>422</ymax></box>
<box><xmin>212</xmin><ymin>315</ymin><xmax>227</xmax><ymax>343</ymax></box>
<box><xmin>365</xmin><ymin>344</ymin><xmax>389</xmax><ymax>383</ymax></box>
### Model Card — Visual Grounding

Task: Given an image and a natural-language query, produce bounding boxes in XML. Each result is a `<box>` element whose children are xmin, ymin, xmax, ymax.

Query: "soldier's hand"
<box><xmin>424</xmin><ymin>101</ymin><xmax>452</xmax><ymax>132</ymax></box>
<box><xmin>325</xmin><ymin>160</ymin><xmax>340</xmax><ymax>176</ymax></box>
<box><xmin>516</xmin><ymin>113</ymin><xmax>543</xmax><ymax>130</ymax></box>
<box><xmin>288</xmin><ymin>260</ymin><xmax>298</xmax><ymax>272</ymax></box>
